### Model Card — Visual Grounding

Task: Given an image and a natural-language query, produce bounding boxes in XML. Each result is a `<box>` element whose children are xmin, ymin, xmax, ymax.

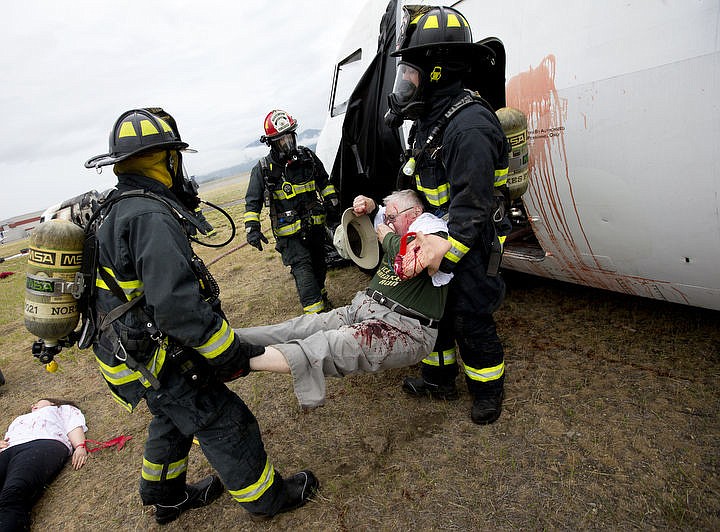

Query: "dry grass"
<box><xmin>0</xmin><ymin>176</ymin><xmax>718</xmax><ymax>531</ymax></box>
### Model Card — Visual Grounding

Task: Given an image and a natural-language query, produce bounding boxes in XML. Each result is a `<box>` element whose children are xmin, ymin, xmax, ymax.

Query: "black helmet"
<box><xmin>385</xmin><ymin>6</ymin><xmax>495</xmax><ymax>124</ymax></box>
<box><xmin>392</xmin><ymin>6</ymin><xmax>477</xmax><ymax>59</ymax></box>
<box><xmin>85</xmin><ymin>109</ymin><xmax>191</xmax><ymax>169</ymax></box>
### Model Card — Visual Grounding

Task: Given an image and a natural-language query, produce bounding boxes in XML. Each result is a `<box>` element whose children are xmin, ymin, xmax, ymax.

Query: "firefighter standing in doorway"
<box><xmin>244</xmin><ymin>110</ymin><xmax>339</xmax><ymax>314</ymax></box>
<box><xmin>83</xmin><ymin>108</ymin><xmax>318</xmax><ymax>524</ymax></box>
<box><xmin>386</xmin><ymin>6</ymin><xmax>511</xmax><ymax>425</ymax></box>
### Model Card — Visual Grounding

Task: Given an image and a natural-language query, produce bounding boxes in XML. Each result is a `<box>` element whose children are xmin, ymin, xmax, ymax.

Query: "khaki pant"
<box><xmin>236</xmin><ymin>291</ymin><xmax>438</xmax><ymax>408</ymax></box>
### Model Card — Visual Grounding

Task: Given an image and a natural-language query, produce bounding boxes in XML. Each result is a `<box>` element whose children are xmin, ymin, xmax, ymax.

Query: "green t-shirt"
<box><xmin>367</xmin><ymin>231</ymin><xmax>448</xmax><ymax>320</ymax></box>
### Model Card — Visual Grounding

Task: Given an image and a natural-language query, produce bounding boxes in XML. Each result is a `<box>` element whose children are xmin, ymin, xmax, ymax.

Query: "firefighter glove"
<box><xmin>246</xmin><ymin>227</ymin><xmax>269</xmax><ymax>251</ymax></box>
<box><xmin>324</xmin><ymin>197</ymin><xmax>341</xmax><ymax>225</ymax></box>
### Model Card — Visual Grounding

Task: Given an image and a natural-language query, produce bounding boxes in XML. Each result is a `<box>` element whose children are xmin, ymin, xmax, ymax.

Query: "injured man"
<box><xmin>238</xmin><ymin>190</ymin><xmax>453</xmax><ymax>409</ymax></box>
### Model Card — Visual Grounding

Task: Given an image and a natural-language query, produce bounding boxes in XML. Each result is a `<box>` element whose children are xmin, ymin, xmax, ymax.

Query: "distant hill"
<box><xmin>194</xmin><ymin>128</ymin><xmax>320</xmax><ymax>183</ymax></box>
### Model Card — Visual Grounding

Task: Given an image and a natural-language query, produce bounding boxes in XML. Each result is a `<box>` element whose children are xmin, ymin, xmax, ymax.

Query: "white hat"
<box><xmin>336</xmin><ymin>208</ymin><xmax>379</xmax><ymax>269</ymax></box>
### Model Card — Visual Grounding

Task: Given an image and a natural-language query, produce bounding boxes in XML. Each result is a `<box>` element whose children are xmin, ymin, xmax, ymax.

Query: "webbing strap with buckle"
<box><xmin>364</xmin><ymin>289</ymin><xmax>438</xmax><ymax>328</ymax></box>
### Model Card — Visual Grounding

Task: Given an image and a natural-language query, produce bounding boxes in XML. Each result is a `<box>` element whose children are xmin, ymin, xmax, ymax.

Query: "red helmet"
<box><xmin>261</xmin><ymin>109</ymin><xmax>298</xmax><ymax>143</ymax></box>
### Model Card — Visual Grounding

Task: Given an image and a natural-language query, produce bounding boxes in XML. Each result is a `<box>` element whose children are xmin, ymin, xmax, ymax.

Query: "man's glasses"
<box><xmin>383</xmin><ymin>206</ymin><xmax>415</xmax><ymax>224</ymax></box>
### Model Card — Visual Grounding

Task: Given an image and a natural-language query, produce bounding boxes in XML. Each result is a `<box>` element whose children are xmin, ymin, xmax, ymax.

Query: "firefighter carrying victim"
<box><xmin>80</xmin><ymin>108</ymin><xmax>319</xmax><ymax>524</ymax></box>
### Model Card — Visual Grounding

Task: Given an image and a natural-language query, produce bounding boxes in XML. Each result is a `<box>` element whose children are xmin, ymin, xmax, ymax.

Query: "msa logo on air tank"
<box><xmin>28</xmin><ymin>249</ymin><xmax>82</xmax><ymax>267</ymax></box>
<box><xmin>28</xmin><ymin>249</ymin><xmax>56</xmax><ymax>265</ymax></box>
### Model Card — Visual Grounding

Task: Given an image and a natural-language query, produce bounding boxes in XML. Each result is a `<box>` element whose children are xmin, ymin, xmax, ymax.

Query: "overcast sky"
<box><xmin>0</xmin><ymin>0</ymin><xmax>367</xmax><ymax>220</ymax></box>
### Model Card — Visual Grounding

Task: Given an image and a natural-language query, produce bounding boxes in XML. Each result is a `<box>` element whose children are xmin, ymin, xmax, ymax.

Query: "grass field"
<box><xmin>0</xmin><ymin>176</ymin><xmax>719</xmax><ymax>531</ymax></box>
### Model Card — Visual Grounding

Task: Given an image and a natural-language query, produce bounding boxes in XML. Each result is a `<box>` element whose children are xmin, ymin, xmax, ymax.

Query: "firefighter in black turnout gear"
<box><xmin>387</xmin><ymin>6</ymin><xmax>511</xmax><ymax>425</ymax></box>
<box><xmin>245</xmin><ymin>110</ymin><xmax>339</xmax><ymax>314</ymax></box>
<box><xmin>83</xmin><ymin>109</ymin><xmax>318</xmax><ymax>524</ymax></box>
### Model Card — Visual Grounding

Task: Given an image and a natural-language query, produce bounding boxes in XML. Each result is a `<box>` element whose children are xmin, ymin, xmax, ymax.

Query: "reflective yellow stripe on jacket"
<box><xmin>320</xmin><ymin>184</ymin><xmax>336</xmax><ymax>198</ymax></box>
<box><xmin>96</xmin><ymin>266</ymin><xmax>144</xmax><ymax>300</ymax></box>
<box><xmin>272</xmin><ymin>181</ymin><xmax>316</xmax><ymax>200</ymax></box>
<box><xmin>415</xmin><ymin>176</ymin><xmax>449</xmax><ymax>207</ymax></box>
<box><xmin>244</xmin><ymin>211</ymin><xmax>261</xmax><ymax>224</ymax></box>
<box><xmin>95</xmin><ymin>341</ymin><xmax>168</xmax><ymax>387</ymax></box>
<box><xmin>194</xmin><ymin>319</ymin><xmax>234</xmax><ymax>360</ymax></box>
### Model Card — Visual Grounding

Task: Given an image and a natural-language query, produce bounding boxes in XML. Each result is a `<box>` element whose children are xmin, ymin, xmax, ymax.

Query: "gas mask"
<box><xmin>271</xmin><ymin>132</ymin><xmax>298</xmax><ymax>162</ymax></box>
<box><xmin>386</xmin><ymin>62</ymin><xmax>426</xmax><ymax>126</ymax></box>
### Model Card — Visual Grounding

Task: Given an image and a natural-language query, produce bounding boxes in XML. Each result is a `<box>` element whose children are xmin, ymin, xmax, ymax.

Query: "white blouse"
<box><xmin>2</xmin><ymin>405</ymin><xmax>87</xmax><ymax>454</ymax></box>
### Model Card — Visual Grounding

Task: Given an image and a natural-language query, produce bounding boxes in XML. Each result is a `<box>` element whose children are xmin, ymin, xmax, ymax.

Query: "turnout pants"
<box><xmin>276</xmin><ymin>228</ymin><xmax>327</xmax><ymax>314</ymax></box>
<box><xmin>140</xmin><ymin>372</ymin><xmax>286</xmax><ymax>515</ymax></box>
<box><xmin>421</xmin><ymin>246</ymin><xmax>506</xmax><ymax>398</ymax></box>
<box><xmin>236</xmin><ymin>291</ymin><xmax>438</xmax><ymax>408</ymax></box>
<box><xmin>0</xmin><ymin>439</ymin><xmax>69</xmax><ymax>531</ymax></box>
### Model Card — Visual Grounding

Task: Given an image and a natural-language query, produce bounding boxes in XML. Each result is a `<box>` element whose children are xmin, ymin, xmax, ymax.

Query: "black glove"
<box><xmin>211</xmin><ymin>339</ymin><xmax>264</xmax><ymax>382</ymax></box>
<box><xmin>246</xmin><ymin>227</ymin><xmax>269</xmax><ymax>251</ymax></box>
<box><xmin>324</xmin><ymin>197</ymin><xmax>341</xmax><ymax>225</ymax></box>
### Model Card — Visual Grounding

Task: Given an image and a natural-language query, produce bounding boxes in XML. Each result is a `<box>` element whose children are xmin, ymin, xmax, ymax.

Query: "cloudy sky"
<box><xmin>0</xmin><ymin>0</ymin><xmax>368</xmax><ymax>220</ymax></box>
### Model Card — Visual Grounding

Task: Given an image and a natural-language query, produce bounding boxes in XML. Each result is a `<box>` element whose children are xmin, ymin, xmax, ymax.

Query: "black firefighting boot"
<box><xmin>402</xmin><ymin>376</ymin><xmax>459</xmax><ymax>400</ymax></box>
<box><xmin>471</xmin><ymin>389</ymin><xmax>504</xmax><ymax>425</ymax></box>
<box><xmin>249</xmin><ymin>470</ymin><xmax>319</xmax><ymax>522</ymax></box>
<box><xmin>154</xmin><ymin>474</ymin><xmax>224</xmax><ymax>525</ymax></box>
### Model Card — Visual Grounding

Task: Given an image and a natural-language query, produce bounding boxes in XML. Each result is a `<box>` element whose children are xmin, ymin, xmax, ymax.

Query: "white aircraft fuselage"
<box><xmin>316</xmin><ymin>0</ymin><xmax>720</xmax><ymax>311</ymax></box>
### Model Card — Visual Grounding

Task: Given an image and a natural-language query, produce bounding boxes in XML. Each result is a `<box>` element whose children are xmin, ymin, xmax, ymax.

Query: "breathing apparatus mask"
<box><xmin>269</xmin><ymin>132</ymin><xmax>298</xmax><ymax>162</ymax></box>
<box><xmin>385</xmin><ymin>62</ymin><xmax>427</xmax><ymax>128</ymax></box>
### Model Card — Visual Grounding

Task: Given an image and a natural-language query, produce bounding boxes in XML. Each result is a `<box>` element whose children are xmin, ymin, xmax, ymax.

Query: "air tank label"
<box><xmin>26</xmin><ymin>277</ymin><xmax>57</xmax><ymax>294</ymax></box>
<box><xmin>28</xmin><ymin>248</ymin><xmax>82</xmax><ymax>268</ymax></box>
<box><xmin>24</xmin><ymin>301</ymin><xmax>77</xmax><ymax>318</ymax></box>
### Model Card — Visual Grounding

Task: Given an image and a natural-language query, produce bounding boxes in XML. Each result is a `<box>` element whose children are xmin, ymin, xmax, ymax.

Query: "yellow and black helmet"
<box><xmin>391</xmin><ymin>5</ymin><xmax>493</xmax><ymax>63</ymax></box>
<box><xmin>85</xmin><ymin>109</ymin><xmax>191</xmax><ymax>169</ymax></box>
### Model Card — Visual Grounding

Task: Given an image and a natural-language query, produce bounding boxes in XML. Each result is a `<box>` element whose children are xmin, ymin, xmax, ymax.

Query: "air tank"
<box><xmin>24</xmin><ymin>219</ymin><xmax>84</xmax><ymax>346</ymax></box>
<box><xmin>496</xmin><ymin>107</ymin><xmax>529</xmax><ymax>200</ymax></box>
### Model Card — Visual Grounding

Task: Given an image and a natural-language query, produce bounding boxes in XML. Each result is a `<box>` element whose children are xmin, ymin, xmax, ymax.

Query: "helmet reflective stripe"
<box><xmin>423</xmin><ymin>14</ymin><xmax>439</xmax><ymax>29</ymax></box>
<box><xmin>194</xmin><ymin>319</ymin><xmax>234</xmax><ymax>360</ymax></box>
<box><xmin>421</xmin><ymin>347</ymin><xmax>457</xmax><ymax>366</ymax></box>
<box><xmin>447</xmin><ymin>13</ymin><xmax>462</xmax><ymax>28</ymax></box>
<box><xmin>464</xmin><ymin>361</ymin><xmax>505</xmax><ymax>382</ymax></box>
<box><xmin>118</xmin><ymin>121</ymin><xmax>137</xmax><ymax>138</ymax></box>
<box><xmin>142</xmin><ymin>456</ymin><xmax>188</xmax><ymax>482</ymax></box>
<box><xmin>230</xmin><ymin>458</ymin><xmax>275</xmax><ymax>503</ymax></box>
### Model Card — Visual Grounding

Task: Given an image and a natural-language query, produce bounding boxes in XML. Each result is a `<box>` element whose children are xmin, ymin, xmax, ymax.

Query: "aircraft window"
<box><xmin>330</xmin><ymin>48</ymin><xmax>362</xmax><ymax>117</ymax></box>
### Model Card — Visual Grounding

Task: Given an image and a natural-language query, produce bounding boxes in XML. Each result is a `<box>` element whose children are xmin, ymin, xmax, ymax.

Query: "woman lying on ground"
<box><xmin>0</xmin><ymin>398</ymin><xmax>88</xmax><ymax>531</ymax></box>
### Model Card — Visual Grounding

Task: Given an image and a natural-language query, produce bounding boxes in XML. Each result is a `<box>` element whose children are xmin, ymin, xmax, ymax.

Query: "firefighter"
<box><xmin>386</xmin><ymin>6</ymin><xmax>511</xmax><ymax>425</ymax></box>
<box><xmin>83</xmin><ymin>109</ymin><xmax>318</xmax><ymax>524</ymax></box>
<box><xmin>244</xmin><ymin>110</ymin><xmax>339</xmax><ymax>314</ymax></box>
